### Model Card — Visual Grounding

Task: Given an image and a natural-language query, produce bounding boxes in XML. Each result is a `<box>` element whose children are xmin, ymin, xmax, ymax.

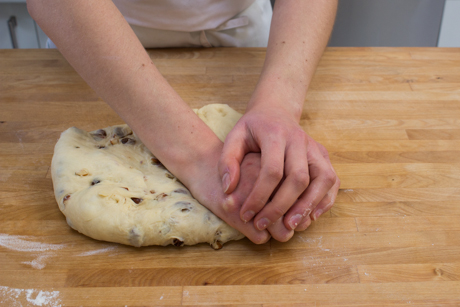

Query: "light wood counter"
<box><xmin>1</xmin><ymin>47</ymin><xmax>460</xmax><ymax>306</ymax></box>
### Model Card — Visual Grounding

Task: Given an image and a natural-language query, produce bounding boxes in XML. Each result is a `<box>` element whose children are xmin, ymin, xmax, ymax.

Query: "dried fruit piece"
<box><xmin>114</xmin><ymin>126</ymin><xmax>126</xmax><ymax>138</ymax></box>
<box><xmin>173</xmin><ymin>188</ymin><xmax>189</xmax><ymax>195</ymax></box>
<box><xmin>151</xmin><ymin>157</ymin><xmax>161</xmax><ymax>165</ymax></box>
<box><xmin>173</xmin><ymin>238</ymin><xmax>184</xmax><ymax>247</ymax></box>
<box><xmin>175</xmin><ymin>201</ymin><xmax>193</xmax><ymax>213</ymax></box>
<box><xmin>122</xmin><ymin>187</ymin><xmax>129</xmax><ymax>191</ymax></box>
<box><xmin>131</xmin><ymin>198</ymin><xmax>143</xmax><ymax>204</ymax></box>
<box><xmin>165</xmin><ymin>172</ymin><xmax>175</xmax><ymax>179</ymax></box>
<box><xmin>63</xmin><ymin>194</ymin><xmax>71</xmax><ymax>203</ymax></box>
<box><xmin>97</xmin><ymin>145</ymin><xmax>105</xmax><ymax>149</ymax></box>
<box><xmin>91</xmin><ymin>129</ymin><xmax>107</xmax><ymax>140</ymax></box>
<box><xmin>154</xmin><ymin>193</ymin><xmax>167</xmax><ymax>201</ymax></box>
<box><xmin>211</xmin><ymin>241</ymin><xmax>223</xmax><ymax>250</ymax></box>
<box><xmin>91</xmin><ymin>179</ymin><xmax>101</xmax><ymax>186</ymax></box>
<box><xmin>121</xmin><ymin>138</ymin><xmax>136</xmax><ymax>145</ymax></box>
<box><xmin>75</xmin><ymin>168</ymin><xmax>91</xmax><ymax>177</ymax></box>
<box><xmin>149</xmin><ymin>190</ymin><xmax>155</xmax><ymax>194</ymax></box>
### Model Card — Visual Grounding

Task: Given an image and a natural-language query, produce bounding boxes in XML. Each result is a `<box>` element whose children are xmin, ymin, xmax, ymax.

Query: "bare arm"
<box><xmin>28</xmin><ymin>0</ymin><xmax>270</xmax><ymax>243</ymax></box>
<box><xmin>27</xmin><ymin>0</ymin><xmax>216</xmax><ymax>175</ymax></box>
<box><xmin>253</xmin><ymin>0</ymin><xmax>338</xmax><ymax>118</ymax></box>
<box><xmin>219</xmin><ymin>0</ymin><xmax>340</xmax><ymax>235</ymax></box>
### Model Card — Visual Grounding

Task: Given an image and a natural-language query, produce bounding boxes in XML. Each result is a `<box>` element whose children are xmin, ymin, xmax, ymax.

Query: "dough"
<box><xmin>51</xmin><ymin>104</ymin><xmax>243</xmax><ymax>249</ymax></box>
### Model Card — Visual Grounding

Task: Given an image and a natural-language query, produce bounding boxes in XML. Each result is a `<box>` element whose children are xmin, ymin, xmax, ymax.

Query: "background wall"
<box><xmin>1</xmin><ymin>0</ymin><xmax>459</xmax><ymax>49</ymax></box>
<box><xmin>0</xmin><ymin>1</ymin><xmax>47</xmax><ymax>48</ymax></box>
<box><xmin>328</xmin><ymin>0</ymin><xmax>445</xmax><ymax>47</ymax></box>
<box><xmin>438</xmin><ymin>0</ymin><xmax>460</xmax><ymax>47</ymax></box>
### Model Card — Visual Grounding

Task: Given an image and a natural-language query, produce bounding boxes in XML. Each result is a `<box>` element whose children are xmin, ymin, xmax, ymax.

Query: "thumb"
<box><xmin>218</xmin><ymin>125</ymin><xmax>248</xmax><ymax>195</ymax></box>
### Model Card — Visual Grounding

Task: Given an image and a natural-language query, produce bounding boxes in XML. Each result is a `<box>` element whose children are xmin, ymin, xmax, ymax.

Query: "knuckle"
<box><xmin>222</xmin><ymin>198</ymin><xmax>238</xmax><ymax>213</ymax></box>
<box><xmin>316</xmin><ymin>142</ymin><xmax>327</xmax><ymax>153</ymax></box>
<box><xmin>265</xmin><ymin>164</ymin><xmax>283</xmax><ymax>181</ymax></box>
<box><xmin>270</xmin><ymin>205</ymin><xmax>287</xmax><ymax>219</ymax></box>
<box><xmin>294</xmin><ymin>128</ymin><xmax>307</xmax><ymax>140</ymax></box>
<box><xmin>269</xmin><ymin>125</ymin><xmax>282</xmax><ymax>135</ymax></box>
<box><xmin>249</xmin><ymin>196</ymin><xmax>268</xmax><ymax>212</ymax></box>
<box><xmin>292</xmin><ymin>170</ymin><xmax>310</xmax><ymax>187</ymax></box>
<box><xmin>323</xmin><ymin>170</ymin><xmax>337</xmax><ymax>187</ymax></box>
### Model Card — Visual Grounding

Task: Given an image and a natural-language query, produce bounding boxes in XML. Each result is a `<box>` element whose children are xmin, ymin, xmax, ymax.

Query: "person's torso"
<box><xmin>112</xmin><ymin>0</ymin><xmax>256</xmax><ymax>31</ymax></box>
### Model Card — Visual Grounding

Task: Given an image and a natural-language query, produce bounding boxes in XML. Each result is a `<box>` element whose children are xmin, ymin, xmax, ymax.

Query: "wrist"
<box><xmin>126</xmin><ymin>99</ymin><xmax>223</xmax><ymax>188</ymax></box>
<box><xmin>175</xmin><ymin>136</ymin><xmax>223</xmax><ymax>191</ymax></box>
<box><xmin>248</xmin><ymin>74</ymin><xmax>306</xmax><ymax>122</ymax></box>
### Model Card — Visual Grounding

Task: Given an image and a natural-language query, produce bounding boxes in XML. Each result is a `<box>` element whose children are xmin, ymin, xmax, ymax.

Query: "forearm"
<box><xmin>249</xmin><ymin>0</ymin><xmax>337</xmax><ymax>121</ymax></box>
<box><xmin>28</xmin><ymin>0</ymin><xmax>222</xmax><ymax>185</ymax></box>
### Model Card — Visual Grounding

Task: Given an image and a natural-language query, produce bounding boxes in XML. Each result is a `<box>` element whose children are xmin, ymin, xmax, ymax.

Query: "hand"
<box><xmin>218</xmin><ymin>105</ymin><xmax>340</xmax><ymax>232</ymax></box>
<box><xmin>229</xmin><ymin>154</ymin><xmax>295</xmax><ymax>242</ymax></box>
<box><xmin>186</xmin><ymin>150</ymin><xmax>271</xmax><ymax>244</ymax></box>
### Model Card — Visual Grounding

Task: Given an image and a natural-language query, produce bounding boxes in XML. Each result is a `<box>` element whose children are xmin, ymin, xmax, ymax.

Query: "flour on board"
<box><xmin>0</xmin><ymin>286</ymin><xmax>61</xmax><ymax>307</ymax></box>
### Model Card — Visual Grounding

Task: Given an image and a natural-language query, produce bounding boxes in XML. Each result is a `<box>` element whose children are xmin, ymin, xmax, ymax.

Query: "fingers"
<box><xmin>283</xmin><ymin>143</ymin><xmax>337</xmax><ymax>230</ymax></box>
<box><xmin>294</xmin><ymin>215</ymin><xmax>312</xmax><ymax>232</ymax></box>
<box><xmin>222</xmin><ymin>156</ymin><xmax>271</xmax><ymax>244</ymax></box>
<box><xmin>293</xmin><ymin>176</ymin><xmax>339</xmax><ymax>232</ymax></box>
<box><xmin>267</xmin><ymin>218</ymin><xmax>294</xmax><ymax>242</ymax></box>
<box><xmin>239</xmin><ymin>136</ymin><xmax>286</xmax><ymax>225</ymax></box>
<box><xmin>309</xmin><ymin>142</ymin><xmax>340</xmax><ymax>221</ymax></box>
<box><xmin>218</xmin><ymin>124</ymin><xmax>248</xmax><ymax>195</ymax></box>
<box><xmin>252</xmin><ymin>133</ymin><xmax>309</xmax><ymax>230</ymax></box>
<box><xmin>222</xmin><ymin>195</ymin><xmax>271</xmax><ymax>244</ymax></box>
<box><xmin>311</xmin><ymin>174</ymin><xmax>340</xmax><ymax>221</ymax></box>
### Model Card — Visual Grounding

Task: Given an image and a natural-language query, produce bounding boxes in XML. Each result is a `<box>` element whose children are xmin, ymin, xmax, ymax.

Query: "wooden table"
<box><xmin>1</xmin><ymin>47</ymin><xmax>460</xmax><ymax>306</ymax></box>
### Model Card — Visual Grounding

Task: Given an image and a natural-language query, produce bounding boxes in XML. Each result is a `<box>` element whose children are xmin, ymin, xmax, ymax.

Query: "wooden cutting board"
<box><xmin>1</xmin><ymin>47</ymin><xmax>460</xmax><ymax>306</ymax></box>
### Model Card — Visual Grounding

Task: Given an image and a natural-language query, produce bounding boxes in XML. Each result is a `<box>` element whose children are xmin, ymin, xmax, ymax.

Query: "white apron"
<box><xmin>113</xmin><ymin>0</ymin><xmax>272</xmax><ymax>48</ymax></box>
<box><xmin>47</xmin><ymin>0</ymin><xmax>272</xmax><ymax>48</ymax></box>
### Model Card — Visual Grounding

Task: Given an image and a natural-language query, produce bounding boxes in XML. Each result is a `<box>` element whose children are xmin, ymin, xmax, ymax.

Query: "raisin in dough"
<box><xmin>51</xmin><ymin>104</ymin><xmax>243</xmax><ymax>249</ymax></box>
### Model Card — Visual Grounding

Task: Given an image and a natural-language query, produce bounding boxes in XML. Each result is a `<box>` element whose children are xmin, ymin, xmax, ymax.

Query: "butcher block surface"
<box><xmin>1</xmin><ymin>47</ymin><xmax>460</xmax><ymax>306</ymax></box>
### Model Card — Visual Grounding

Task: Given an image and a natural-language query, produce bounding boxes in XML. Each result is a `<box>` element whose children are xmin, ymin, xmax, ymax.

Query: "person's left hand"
<box><xmin>218</xmin><ymin>105</ymin><xmax>340</xmax><ymax>237</ymax></box>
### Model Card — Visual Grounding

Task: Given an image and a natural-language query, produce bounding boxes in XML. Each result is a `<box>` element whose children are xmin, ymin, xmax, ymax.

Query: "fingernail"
<box><xmin>288</xmin><ymin>214</ymin><xmax>303</xmax><ymax>230</ymax></box>
<box><xmin>313</xmin><ymin>209</ymin><xmax>323</xmax><ymax>221</ymax></box>
<box><xmin>242</xmin><ymin>210</ymin><xmax>255</xmax><ymax>223</ymax></box>
<box><xmin>222</xmin><ymin>172</ymin><xmax>230</xmax><ymax>193</ymax></box>
<box><xmin>256</xmin><ymin>218</ymin><xmax>271</xmax><ymax>230</ymax></box>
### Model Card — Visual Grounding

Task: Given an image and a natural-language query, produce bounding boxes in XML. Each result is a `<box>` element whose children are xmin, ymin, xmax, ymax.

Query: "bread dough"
<box><xmin>51</xmin><ymin>104</ymin><xmax>243</xmax><ymax>249</ymax></box>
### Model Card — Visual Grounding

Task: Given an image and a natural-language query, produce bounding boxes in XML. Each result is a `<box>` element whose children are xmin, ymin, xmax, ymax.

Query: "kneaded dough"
<box><xmin>51</xmin><ymin>104</ymin><xmax>243</xmax><ymax>249</ymax></box>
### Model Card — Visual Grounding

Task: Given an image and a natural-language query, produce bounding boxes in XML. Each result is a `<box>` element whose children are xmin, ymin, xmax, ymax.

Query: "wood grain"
<box><xmin>1</xmin><ymin>47</ymin><xmax>460</xmax><ymax>306</ymax></box>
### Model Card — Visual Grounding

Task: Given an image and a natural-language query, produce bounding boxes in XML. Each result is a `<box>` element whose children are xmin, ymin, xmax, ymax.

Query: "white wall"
<box><xmin>1</xmin><ymin>0</ymin><xmax>459</xmax><ymax>48</ymax></box>
<box><xmin>438</xmin><ymin>0</ymin><xmax>460</xmax><ymax>47</ymax></box>
<box><xmin>328</xmin><ymin>0</ymin><xmax>445</xmax><ymax>47</ymax></box>
<box><xmin>0</xmin><ymin>1</ymin><xmax>47</xmax><ymax>49</ymax></box>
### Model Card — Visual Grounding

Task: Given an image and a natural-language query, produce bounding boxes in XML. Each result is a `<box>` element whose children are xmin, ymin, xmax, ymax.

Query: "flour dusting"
<box><xmin>0</xmin><ymin>234</ymin><xmax>65</xmax><ymax>252</ymax></box>
<box><xmin>22</xmin><ymin>255</ymin><xmax>52</xmax><ymax>270</ymax></box>
<box><xmin>78</xmin><ymin>246</ymin><xmax>117</xmax><ymax>256</ymax></box>
<box><xmin>0</xmin><ymin>286</ymin><xmax>61</xmax><ymax>307</ymax></box>
<box><xmin>0</xmin><ymin>234</ymin><xmax>66</xmax><ymax>270</ymax></box>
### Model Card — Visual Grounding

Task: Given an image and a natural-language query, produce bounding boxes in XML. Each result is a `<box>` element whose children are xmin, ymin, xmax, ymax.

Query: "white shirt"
<box><xmin>112</xmin><ymin>0</ymin><xmax>256</xmax><ymax>32</ymax></box>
